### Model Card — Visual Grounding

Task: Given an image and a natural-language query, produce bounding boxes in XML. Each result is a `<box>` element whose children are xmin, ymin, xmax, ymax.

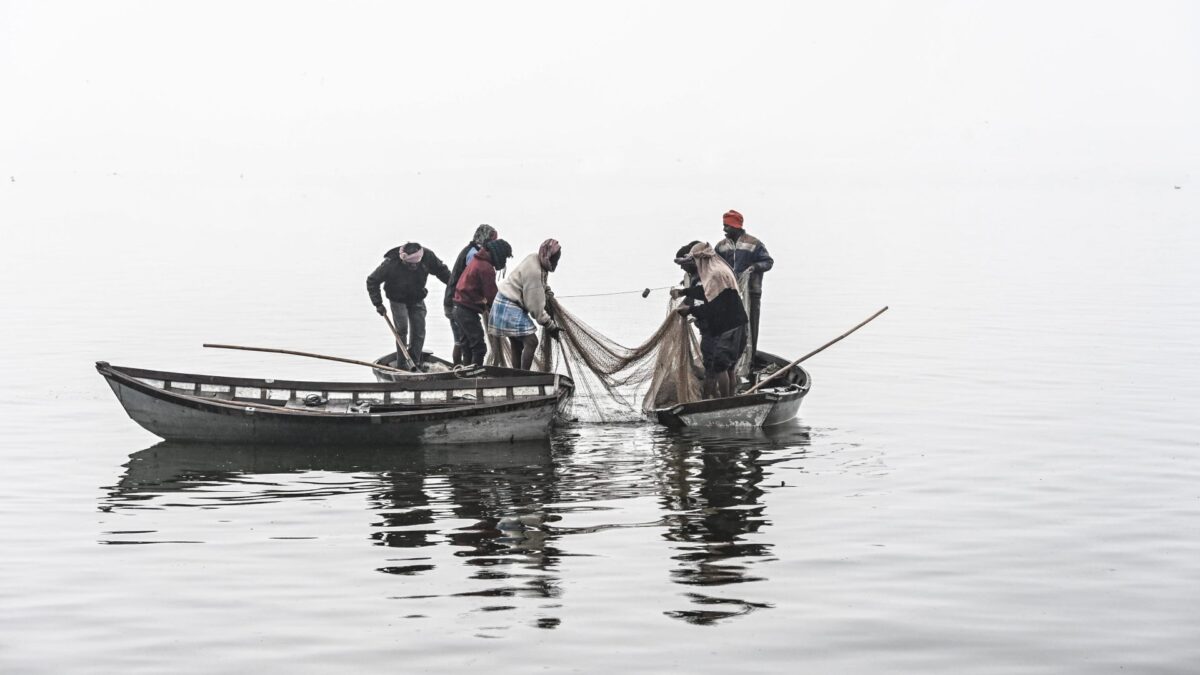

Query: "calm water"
<box><xmin>1</xmin><ymin>182</ymin><xmax>1199</xmax><ymax>673</ymax></box>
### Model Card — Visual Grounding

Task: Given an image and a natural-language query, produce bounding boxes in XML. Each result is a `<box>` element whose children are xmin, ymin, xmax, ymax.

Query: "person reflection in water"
<box><xmin>661</xmin><ymin>437</ymin><xmax>775</xmax><ymax>625</ymax></box>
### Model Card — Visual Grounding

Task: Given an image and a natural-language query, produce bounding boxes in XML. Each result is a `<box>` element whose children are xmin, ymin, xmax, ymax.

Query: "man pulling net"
<box><xmin>539</xmin><ymin>240</ymin><xmax>754</xmax><ymax>420</ymax></box>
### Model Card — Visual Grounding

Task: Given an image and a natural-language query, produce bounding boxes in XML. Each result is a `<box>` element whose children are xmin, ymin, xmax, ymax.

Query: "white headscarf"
<box><xmin>687</xmin><ymin>242</ymin><xmax>737</xmax><ymax>301</ymax></box>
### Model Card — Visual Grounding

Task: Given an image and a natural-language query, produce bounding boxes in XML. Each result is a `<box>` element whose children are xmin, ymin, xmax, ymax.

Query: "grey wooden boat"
<box><xmin>652</xmin><ymin>351</ymin><xmax>810</xmax><ymax>428</ymax></box>
<box><xmin>96</xmin><ymin>361</ymin><xmax>574</xmax><ymax>445</ymax></box>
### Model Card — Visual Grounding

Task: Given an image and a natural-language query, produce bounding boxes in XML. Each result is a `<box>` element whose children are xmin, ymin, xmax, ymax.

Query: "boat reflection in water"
<box><xmin>103</xmin><ymin>423</ymin><xmax>810</xmax><ymax>628</ymax></box>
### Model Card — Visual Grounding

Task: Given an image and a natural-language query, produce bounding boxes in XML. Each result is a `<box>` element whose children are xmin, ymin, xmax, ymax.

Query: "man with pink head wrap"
<box><xmin>367</xmin><ymin>241</ymin><xmax>452</xmax><ymax>370</ymax></box>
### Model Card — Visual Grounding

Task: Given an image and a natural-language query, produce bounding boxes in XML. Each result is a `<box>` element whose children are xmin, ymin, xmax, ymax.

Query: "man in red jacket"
<box><xmin>452</xmin><ymin>239</ymin><xmax>512</xmax><ymax>367</ymax></box>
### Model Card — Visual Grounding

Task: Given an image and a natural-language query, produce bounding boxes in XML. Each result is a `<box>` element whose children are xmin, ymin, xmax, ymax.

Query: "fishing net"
<box><xmin>475</xmin><ymin>271</ymin><xmax>757</xmax><ymax>422</ymax></box>
<box><xmin>533</xmin><ymin>295</ymin><xmax>704</xmax><ymax>422</ymax></box>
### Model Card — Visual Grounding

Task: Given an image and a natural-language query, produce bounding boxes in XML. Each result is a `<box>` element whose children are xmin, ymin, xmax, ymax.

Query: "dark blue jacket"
<box><xmin>716</xmin><ymin>233</ymin><xmax>773</xmax><ymax>295</ymax></box>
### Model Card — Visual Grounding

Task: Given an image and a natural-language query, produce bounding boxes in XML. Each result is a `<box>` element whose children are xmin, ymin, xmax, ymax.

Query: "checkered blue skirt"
<box><xmin>488</xmin><ymin>293</ymin><xmax>537</xmax><ymax>337</ymax></box>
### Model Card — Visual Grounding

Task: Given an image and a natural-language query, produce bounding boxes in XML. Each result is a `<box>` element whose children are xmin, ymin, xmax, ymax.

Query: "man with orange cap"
<box><xmin>715</xmin><ymin>209</ymin><xmax>773</xmax><ymax>357</ymax></box>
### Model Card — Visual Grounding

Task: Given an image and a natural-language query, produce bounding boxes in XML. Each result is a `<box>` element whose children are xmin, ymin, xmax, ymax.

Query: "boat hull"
<box><xmin>651</xmin><ymin>351</ymin><xmax>811</xmax><ymax>429</ymax></box>
<box><xmin>98</xmin><ymin>362</ymin><xmax>570</xmax><ymax>446</ymax></box>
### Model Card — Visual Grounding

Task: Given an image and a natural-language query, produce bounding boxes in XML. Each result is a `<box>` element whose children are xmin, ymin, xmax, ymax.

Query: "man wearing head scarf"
<box><xmin>670</xmin><ymin>241</ymin><xmax>748</xmax><ymax>399</ymax></box>
<box><xmin>367</xmin><ymin>241</ymin><xmax>452</xmax><ymax>370</ymax></box>
<box><xmin>714</xmin><ymin>209</ymin><xmax>773</xmax><ymax>357</ymax></box>
<box><xmin>452</xmin><ymin>238</ymin><xmax>512</xmax><ymax>367</ymax></box>
<box><xmin>444</xmin><ymin>224</ymin><xmax>499</xmax><ymax>365</ymax></box>
<box><xmin>489</xmin><ymin>239</ymin><xmax>562</xmax><ymax>370</ymax></box>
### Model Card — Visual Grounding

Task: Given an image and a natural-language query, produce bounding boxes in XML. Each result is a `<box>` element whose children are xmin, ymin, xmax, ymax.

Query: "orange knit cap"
<box><xmin>722</xmin><ymin>210</ymin><xmax>744</xmax><ymax>229</ymax></box>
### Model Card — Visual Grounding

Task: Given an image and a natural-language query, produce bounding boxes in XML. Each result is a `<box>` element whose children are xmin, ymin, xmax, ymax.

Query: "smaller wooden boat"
<box><xmin>97</xmin><ymin>361</ymin><xmax>573</xmax><ymax>446</ymax></box>
<box><xmin>651</xmin><ymin>350</ymin><xmax>810</xmax><ymax>428</ymax></box>
<box><xmin>371</xmin><ymin>353</ymin><xmax>555</xmax><ymax>383</ymax></box>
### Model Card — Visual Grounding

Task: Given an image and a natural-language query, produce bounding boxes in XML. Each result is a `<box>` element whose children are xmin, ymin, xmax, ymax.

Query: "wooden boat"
<box><xmin>96</xmin><ymin>361</ymin><xmax>574</xmax><ymax>445</ymax></box>
<box><xmin>651</xmin><ymin>350</ymin><xmax>810</xmax><ymax>428</ymax></box>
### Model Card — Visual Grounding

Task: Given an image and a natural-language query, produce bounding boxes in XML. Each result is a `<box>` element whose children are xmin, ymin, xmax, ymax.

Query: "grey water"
<box><xmin>2</xmin><ymin>174</ymin><xmax>1199</xmax><ymax>673</ymax></box>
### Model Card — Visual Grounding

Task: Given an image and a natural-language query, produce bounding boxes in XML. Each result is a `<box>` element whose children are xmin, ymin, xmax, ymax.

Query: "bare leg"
<box><xmin>718</xmin><ymin>370</ymin><xmax>735</xmax><ymax>398</ymax></box>
<box><xmin>520</xmin><ymin>334</ymin><xmax>538</xmax><ymax>370</ymax></box>
<box><xmin>702</xmin><ymin>372</ymin><xmax>719</xmax><ymax>399</ymax></box>
<box><xmin>451</xmin><ymin>344</ymin><xmax>462</xmax><ymax>366</ymax></box>
<box><xmin>508</xmin><ymin>336</ymin><xmax>524</xmax><ymax>369</ymax></box>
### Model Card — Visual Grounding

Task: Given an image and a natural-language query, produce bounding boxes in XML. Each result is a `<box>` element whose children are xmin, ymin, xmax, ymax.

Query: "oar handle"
<box><xmin>203</xmin><ymin>343</ymin><xmax>411</xmax><ymax>374</ymax></box>
<box><xmin>745</xmin><ymin>306</ymin><xmax>889</xmax><ymax>394</ymax></box>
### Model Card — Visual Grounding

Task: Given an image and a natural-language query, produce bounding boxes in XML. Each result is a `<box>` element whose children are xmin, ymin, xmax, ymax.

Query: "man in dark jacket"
<box><xmin>715</xmin><ymin>209</ymin><xmax>773</xmax><ymax>356</ymax></box>
<box><xmin>367</xmin><ymin>242</ymin><xmax>451</xmax><ymax>370</ymax></box>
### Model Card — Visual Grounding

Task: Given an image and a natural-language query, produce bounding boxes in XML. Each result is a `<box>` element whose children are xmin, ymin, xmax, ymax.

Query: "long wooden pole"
<box><xmin>745</xmin><ymin>306</ymin><xmax>889</xmax><ymax>395</ymax></box>
<box><xmin>202</xmin><ymin>343</ymin><xmax>413</xmax><ymax>374</ymax></box>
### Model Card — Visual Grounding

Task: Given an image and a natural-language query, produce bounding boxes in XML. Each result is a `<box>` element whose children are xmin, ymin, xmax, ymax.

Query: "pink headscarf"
<box><xmin>398</xmin><ymin>244</ymin><xmax>424</xmax><ymax>266</ymax></box>
<box><xmin>538</xmin><ymin>239</ymin><xmax>561</xmax><ymax>271</ymax></box>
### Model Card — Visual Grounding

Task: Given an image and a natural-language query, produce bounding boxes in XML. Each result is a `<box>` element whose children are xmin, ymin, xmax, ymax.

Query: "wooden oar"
<box><xmin>381</xmin><ymin>313</ymin><xmax>417</xmax><ymax>370</ymax></box>
<box><xmin>744</xmin><ymin>306</ymin><xmax>889</xmax><ymax>395</ymax></box>
<box><xmin>203</xmin><ymin>343</ymin><xmax>413</xmax><ymax>374</ymax></box>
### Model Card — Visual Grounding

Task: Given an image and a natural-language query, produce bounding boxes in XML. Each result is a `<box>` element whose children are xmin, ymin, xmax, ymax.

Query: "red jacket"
<box><xmin>452</xmin><ymin>249</ymin><xmax>498</xmax><ymax>312</ymax></box>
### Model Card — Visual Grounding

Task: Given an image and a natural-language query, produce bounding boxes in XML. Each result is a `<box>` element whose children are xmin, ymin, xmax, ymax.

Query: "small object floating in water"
<box><xmin>642</xmin><ymin>288</ymin><xmax>651</xmax><ymax>298</ymax></box>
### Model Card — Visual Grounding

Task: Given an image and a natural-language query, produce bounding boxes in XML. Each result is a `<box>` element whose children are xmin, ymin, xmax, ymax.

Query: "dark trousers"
<box><xmin>389</xmin><ymin>299</ymin><xmax>427</xmax><ymax>367</ymax></box>
<box><xmin>749</xmin><ymin>292</ymin><xmax>762</xmax><ymax>355</ymax></box>
<box><xmin>453</xmin><ymin>304</ymin><xmax>487</xmax><ymax>366</ymax></box>
<box><xmin>444</xmin><ymin>303</ymin><xmax>465</xmax><ymax>346</ymax></box>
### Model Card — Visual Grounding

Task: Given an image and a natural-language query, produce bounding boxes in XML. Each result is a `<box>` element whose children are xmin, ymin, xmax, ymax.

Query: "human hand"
<box><xmin>669</xmin><ymin>288</ymin><xmax>683</xmax><ymax>299</ymax></box>
<box><xmin>675</xmin><ymin>306</ymin><xmax>690</xmax><ymax>317</ymax></box>
<box><xmin>375</xmin><ymin>305</ymin><xmax>388</xmax><ymax>316</ymax></box>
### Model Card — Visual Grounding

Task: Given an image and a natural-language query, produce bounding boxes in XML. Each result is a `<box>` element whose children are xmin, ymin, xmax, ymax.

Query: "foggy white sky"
<box><xmin>5</xmin><ymin>1</ymin><xmax>1196</xmax><ymax>172</ymax></box>
<box><xmin>1</xmin><ymin>1</ymin><xmax>1197</xmax><ymax>282</ymax></box>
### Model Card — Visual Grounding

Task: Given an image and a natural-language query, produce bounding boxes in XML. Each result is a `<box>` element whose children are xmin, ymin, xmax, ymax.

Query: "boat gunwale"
<box><xmin>98</xmin><ymin>361</ymin><xmax>567</xmax><ymax>393</ymax></box>
<box><xmin>97</xmin><ymin>363</ymin><xmax>570</xmax><ymax>423</ymax></box>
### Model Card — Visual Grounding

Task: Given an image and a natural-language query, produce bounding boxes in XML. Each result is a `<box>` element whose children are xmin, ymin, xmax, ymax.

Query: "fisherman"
<box><xmin>715</xmin><ymin>209</ymin><xmax>773</xmax><ymax>355</ymax></box>
<box><xmin>452</xmin><ymin>238</ymin><xmax>512</xmax><ymax>367</ymax></box>
<box><xmin>367</xmin><ymin>242</ymin><xmax>452</xmax><ymax>370</ymax></box>
<box><xmin>489</xmin><ymin>239</ymin><xmax>562</xmax><ymax>370</ymax></box>
<box><xmin>671</xmin><ymin>241</ymin><xmax>748</xmax><ymax>399</ymax></box>
<box><xmin>445</xmin><ymin>224</ymin><xmax>499</xmax><ymax>365</ymax></box>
